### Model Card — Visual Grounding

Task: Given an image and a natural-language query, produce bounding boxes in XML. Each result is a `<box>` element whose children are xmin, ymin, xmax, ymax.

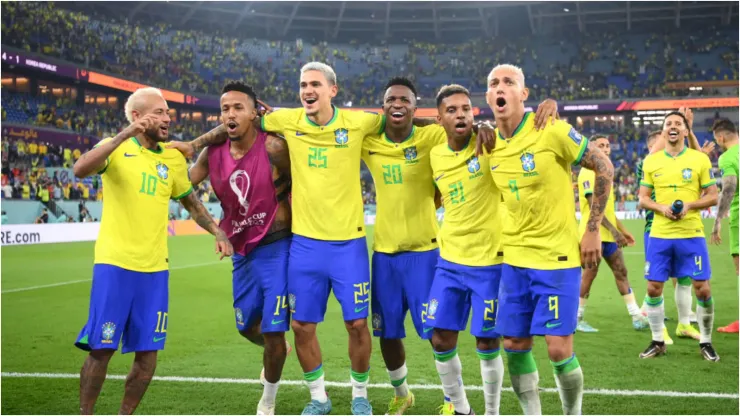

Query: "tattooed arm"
<box><xmin>579</xmin><ymin>144</ymin><xmax>614</xmax><ymax>234</ymax></box>
<box><xmin>578</xmin><ymin>143</ymin><xmax>614</xmax><ymax>268</ymax></box>
<box><xmin>711</xmin><ymin>176</ymin><xmax>737</xmax><ymax>244</ymax></box>
<box><xmin>188</xmin><ymin>148</ymin><xmax>209</xmax><ymax>187</ymax></box>
<box><xmin>166</xmin><ymin>125</ymin><xmax>228</xmax><ymax>159</ymax></box>
<box><xmin>265</xmin><ymin>134</ymin><xmax>292</xmax><ymax>235</ymax></box>
<box><xmin>180</xmin><ymin>192</ymin><xmax>234</xmax><ymax>259</ymax></box>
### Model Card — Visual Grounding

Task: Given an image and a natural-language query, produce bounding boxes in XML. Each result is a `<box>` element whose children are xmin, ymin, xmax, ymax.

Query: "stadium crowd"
<box><xmin>1</xmin><ymin>2</ymin><xmax>737</xmax><ymax>106</ymax></box>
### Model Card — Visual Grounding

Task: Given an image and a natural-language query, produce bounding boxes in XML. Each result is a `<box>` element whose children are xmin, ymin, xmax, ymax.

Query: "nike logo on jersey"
<box><xmin>368</xmin><ymin>151</ymin><xmax>377</xmax><ymax>155</ymax></box>
<box><xmin>124</xmin><ymin>153</ymin><xmax>137</xmax><ymax>157</ymax></box>
<box><xmin>545</xmin><ymin>321</ymin><xmax>562</xmax><ymax>329</ymax></box>
<box><xmin>354</xmin><ymin>305</ymin><xmax>368</xmax><ymax>313</ymax></box>
<box><xmin>655</xmin><ymin>174</ymin><xmax>663</xmax><ymax>177</ymax></box>
<box><xmin>271</xmin><ymin>319</ymin><xmax>285</xmax><ymax>325</ymax></box>
<box><xmin>490</xmin><ymin>165</ymin><xmax>500</xmax><ymax>171</ymax></box>
<box><xmin>434</xmin><ymin>173</ymin><xmax>445</xmax><ymax>181</ymax></box>
<box><xmin>153</xmin><ymin>336</ymin><xmax>166</xmax><ymax>342</ymax></box>
<box><xmin>296</xmin><ymin>132</ymin><xmax>305</xmax><ymax>136</ymax></box>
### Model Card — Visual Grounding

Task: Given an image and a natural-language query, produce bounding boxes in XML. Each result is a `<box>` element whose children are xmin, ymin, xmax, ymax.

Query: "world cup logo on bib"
<box><xmin>229</xmin><ymin>170</ymin><xmax>251</xmax><ymax>216</ymax></box>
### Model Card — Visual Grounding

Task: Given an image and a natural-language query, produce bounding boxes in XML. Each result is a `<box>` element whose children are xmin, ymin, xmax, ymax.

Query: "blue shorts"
<box><xmin>288</xmin><ymin>235</ymin><xmax>370</xmax><ymax>323</ymax></box>
<box><xmin>645</xmin><ymin>237</ymin><xmax>711</xmax><ymax>282</ymax></box>
<box><xmin>232</xmin><ymin>237</ymin><xmax>291</xmax><ymax>334</ymax></box>
<box><xmin>602</xmin><ymin>242</ymin><xmax>618</xmax><ymax>259</ymax></box>
<box><xmin>371</xmin><ymin>249</ymin><xmax>438</xmax><ymax>340</ymax></box>
<box><xmin>75</xmin><ymin>264</ymin><xmax>168</xmax><ymax>354</ymax></box>
<box><xmin>424</xmin><ymin>258</ymin><xmax>501</xmax><ymax>338</ymax></box>
<box><xmin>496</xmin><ymin>265</ymin><xmax>581</xmax><ymax>338</ymax></box>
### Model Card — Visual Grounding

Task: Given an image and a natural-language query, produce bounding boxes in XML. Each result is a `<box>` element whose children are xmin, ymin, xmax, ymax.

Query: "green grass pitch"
<box><xmin>1</xmin><ymin>219</ymin><xmax>738</xmax><ymax>414</ymax></box>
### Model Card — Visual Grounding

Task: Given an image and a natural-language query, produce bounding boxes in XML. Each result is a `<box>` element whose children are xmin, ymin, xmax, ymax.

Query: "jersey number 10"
<box><xmin>140</xmin><ymin>173</ymin><xmax>158</xmax><ymax>196</ymax></box>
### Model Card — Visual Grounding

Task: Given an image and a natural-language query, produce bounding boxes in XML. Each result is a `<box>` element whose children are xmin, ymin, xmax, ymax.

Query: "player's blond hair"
<box><xmin>124</xmin><ymin>87</ymin><xmax>165</xmax><ymax>123</ymax></box>
<box><xmin>301</xmin><ymin>62</ymin><xmax>337</xmax><ymax>86</ymax></box>
<box><xmin>487</xmin><ymin>64</ymin><xmax>526</xmax><ymax>87</ymax></box>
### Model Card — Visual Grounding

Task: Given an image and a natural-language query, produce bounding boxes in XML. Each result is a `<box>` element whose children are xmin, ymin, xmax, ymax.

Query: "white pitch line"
<box><xmin>1</xmin><ymin>261</ymin><xmax>225</xmax><ymax>294</ymax></box>
<box><xmin>1</xmin><ymin>372</ymin><xmax>737</xmax><ymax>399</ymax></box>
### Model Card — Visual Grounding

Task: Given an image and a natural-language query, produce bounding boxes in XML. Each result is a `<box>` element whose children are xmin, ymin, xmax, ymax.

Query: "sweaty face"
<box><xmin>663</xmin><ymin>114</ymin><xmax>687</xmax><ymax>145</ymax></box>
<box><xmin>299</xmin><ymin>70</ymin><xmax>337</xmax><ymax>117</ymax></box>
<box><xmin>594</xmin><ymin>138</ymin><xmax>611</xmax><ymax>157</ymax></box>
<box><xmin>221</xmin><ymin>91</ymin><xmax>257</xmax><ymax>140</ymax></box>
<box><xmin>486</xmin><ymin>68</ymin><xmax>529</xmax><ymax>120</ymax></box>
<box><xmin>383</xmin><ymin>85</ymin><xmax>416</xmax><ymax>129</ymax></box>
<box><xmin>437</xmin><ymin>93</ymin><xmax>474</xmax><ymax>141</ymax></box>
<box><xmin>135</xmin><ymin>95</ymin><xmax>170</xmax><ymax>143</ymax></box>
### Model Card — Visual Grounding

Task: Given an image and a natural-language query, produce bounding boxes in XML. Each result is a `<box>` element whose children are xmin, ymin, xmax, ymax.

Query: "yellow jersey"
<box><xmin>639</xmin><ymin>147</ymin><xmax>716</xmax><ymax>239</ymax></box>
<box><xmin>431</xmin><ymin>133</ymin><xmax>504</xmax><ymax>267</ymax></box>
<box><xmin>95</xmin><ymin>137</ymin><xmax>192</xmax><ymax>272</ymax></box>
<box><xmin>261</xmin><ymin>106</ymin><xmax>385</xmax><ymax>240</ymax></box>
<box><xmin>577</xmin><ymin>168</ymin><xmax>616</xmax><ymax>242</ymax></box>
<box><xmin>490</xmin><ymin>113</ymin><xmax>588</xmax><ymax>270</ymax></box>
<box><xmin>362</xmin><ymin>124</ymin><xmax>446</xmax><ymax>253</ymax></box>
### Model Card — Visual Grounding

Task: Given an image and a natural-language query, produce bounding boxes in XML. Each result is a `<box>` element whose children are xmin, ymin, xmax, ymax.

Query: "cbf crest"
<box><xmin>682</xmin><ymin>168</ymin><xmax>693</xmax><ymax>182</ymax></box>
<box><xmin>235</xmin><ymin>308</ymin><xmax>244</xmax><ymax>326</ymax></box>
<box><xmin>101</xmin><ymin>322</ymin><xmax>116</xmax><ymax>344</ymax></box>
<box><xmin>403</xmin><ymin>146</ymin><xmax>418</xmax><ymax>165</ymax></box>
<box><xmin>428</xmin><ymin>298</ymin><xmax>439</xmax><ymax>319</ymax></box>
<box><xmin>467</xmin><ymin>156</ymin><xmax>482</xmax><ymax>178</ymax></box>
<box><xmin>521</xmin><ymin>151</ymin><xmax>538</xmax><ymax>177</ymax></box>
<box><xmin>372</xmin><ymin>313</ymin><xmax>382</xmax><ymax>330</ymax></box>
<box><xmin>156</xmin><ymin>162</ymin><xmax>169</xmax><ymax>180</ymax></box>
<box><xmin>334</xmin><ymin>128</ymin><xmax>349</xmax><ymax>148</ymax></box>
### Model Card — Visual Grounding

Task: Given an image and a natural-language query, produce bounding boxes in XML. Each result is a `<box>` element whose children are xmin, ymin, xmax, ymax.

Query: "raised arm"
<box><xmin>188</xmin><ymin>148</ymin><xmax>210</xmax><ymax>187</ymax></box>
<box><xmin>179</xmin><ymin>192</ymin><xmax>233</xmax><ymax>259</ymax></box>
<box><xmin>74</xmin><ymin>115</ymin><xmax>157</xmax><ymax>178</ymax></box>
<box><xmin>166</xmin><ymin>124</ymin><xmax>228</xmax><ymax>160</ymax></box>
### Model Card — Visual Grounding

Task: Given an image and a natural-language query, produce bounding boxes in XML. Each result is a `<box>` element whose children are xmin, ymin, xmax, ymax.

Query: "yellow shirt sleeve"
<box><xmin>93</xmin><ymin>138</ymin><xmax>119</xmax><ymax>174</ymax></box>
<box><xmin>699</xmin><ymin>154</ymin><xmax>716</xmax><ymax>188</ymax></box>
<box><xmin>549</xmin><ymin>121</ymin><xmax>589</xmax><ymax>165</ymax></box>
<box><xmin>355</xmin><ymin>111</ymin><xmax>386</xmax><ymax>135</ymax></box>
<box><xmin>260</xmin><ymin>109</ymin><xmax>296</xmax><ymax>136</ymax></box>
<box><xmin>171</xmin><ymin>156</ymin><xmax>194</xmax><ymax>200</ymax></box>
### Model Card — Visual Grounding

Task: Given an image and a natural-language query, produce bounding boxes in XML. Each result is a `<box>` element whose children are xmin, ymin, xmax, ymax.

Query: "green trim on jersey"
<box><xmin>304</xmin><ymin>105</ymin><xmax>339</xmax><ymax>127</ymax></box>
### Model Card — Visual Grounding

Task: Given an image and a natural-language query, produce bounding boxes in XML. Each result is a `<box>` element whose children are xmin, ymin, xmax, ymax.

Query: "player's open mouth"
<box><xmin>454</xmin><ymin>121</ymin><xmax>467</xmax><ymax>133</ymax></box>
<box><xmin>495</xmin><ymin>97</ymin><xmax>507</xmax><ymax>112</ymax></box>
<box><xmin>304</xmin><ymin>97</ymin><xmax>317</xmax><ymax>105</ymax></box>
<box><xmin>159</xmin><ymin>126</ymin><xmax>169</xmax><ymax>135</ymax></box>
<box><xmin>390</xmin><ymin>111</ymin><xmax>405</xmax><ymax>121</ymax></box>
<box><xmin>227</xmin><ymin>121</ymin><xmax>239</xmax><ymax>133</ymax></box>
<box><xmin>668</xmin><ymin>130</ymin><xmax>679</xmax><ymax>138</ymax></box>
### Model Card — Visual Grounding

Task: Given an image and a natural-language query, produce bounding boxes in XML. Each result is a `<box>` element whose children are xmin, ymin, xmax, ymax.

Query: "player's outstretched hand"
<box><xmin>534</xmin><ymin>99</ymin><xmax>559</xmax><ymax>131</ymax></box>
<box><xmin>256</xmin><ymin>99</ymin><xmax>274</xmax><ymax>116</ymax></box>
<box><xmin>215</xmin><ymin>234</ymin><xmax>234</xmax><ymax>260</ymax></box>
<box><xmin>127</xmin><ymin>114</ymin><xmax>160</xmax><ymax>136</ymax></box>
<box><xmin>700</xmin><ymin>140</ymin><xmax>716</xmax><ymax>155</ymax></box>
<box><xmin>166</xmin><ymin>140</ymin><xmax>196</xmax><ymax>159</ymax></box>
<box><xmin>580</xmin><ymin>231</ymin><xmax>602</xmax><ymax>269</ymax></box>
<box><xmin>475</xmin><ymin>121</ymin><xmax>496</xmax><ymax>156</ymax></box>
<box><xmin>709</xmin><ymin>224</ymin><xmax>722</xmax><ymax>245</ymax></box>
<box><xmin>679</xmin><ymin>106</ymin><xmax>694</xmax><ymax>129</ymax></box>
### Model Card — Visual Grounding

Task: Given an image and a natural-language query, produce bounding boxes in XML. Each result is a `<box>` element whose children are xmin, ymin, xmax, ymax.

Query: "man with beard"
<box><xmin>187</xmin><ymin>82</ymin><xmax>292</xmax><ymax>415</ymax></box>
<box><xmin>639</xmin><ymin>112</ymin><xmax>719</xmax><ymax>361</ymax></box>
<box><xmin>425</xmin><ymin>85</ymin><xmax>506</xmax><ymax>416</ymax></box>
<box><xmin>72</xmin><ymin>87</ymin><xmax>233</xmax><ymax>414</ymax></box>
<box><xmin>485</xmin><ymin>64</ymin><xmax>614</xmax><ymax>415</ymax></box>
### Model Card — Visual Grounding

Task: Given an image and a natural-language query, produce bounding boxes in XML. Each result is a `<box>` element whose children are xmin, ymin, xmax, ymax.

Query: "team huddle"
<box><xmin>70</xmin><ymin>60</ymin><xmax>738</xmax><ymax>416</ymax></box>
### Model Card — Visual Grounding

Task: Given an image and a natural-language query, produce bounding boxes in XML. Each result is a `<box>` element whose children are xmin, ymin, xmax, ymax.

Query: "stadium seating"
<box><xmin>2</xmin><ymin>2</ymin><xmax>737</xmax><ymax>104</ymax></box>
